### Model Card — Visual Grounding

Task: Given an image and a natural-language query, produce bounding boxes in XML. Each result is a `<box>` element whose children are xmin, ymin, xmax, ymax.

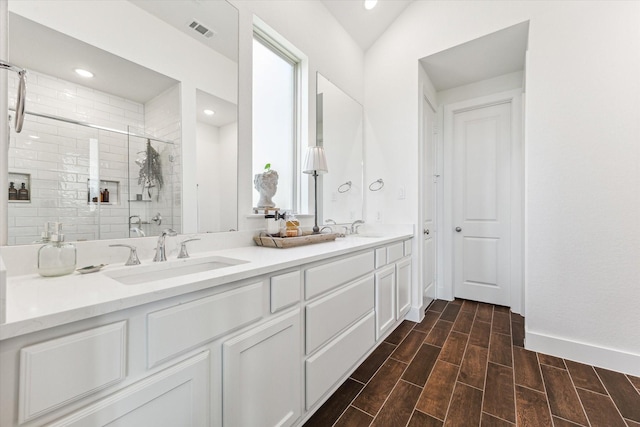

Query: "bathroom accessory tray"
<box><xmin>254</xmin><ymin>232</ymin><xmax>339</xmax><ymax>248</ymax></box>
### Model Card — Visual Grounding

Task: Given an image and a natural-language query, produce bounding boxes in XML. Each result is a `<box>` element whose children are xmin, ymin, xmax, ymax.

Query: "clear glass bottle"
<box><xmin>38</xmin><ymin>222</ymin><xmax>77</xmax><ymax>277</ymax></box>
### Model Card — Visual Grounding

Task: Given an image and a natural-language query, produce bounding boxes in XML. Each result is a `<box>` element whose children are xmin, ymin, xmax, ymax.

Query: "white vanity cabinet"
<box><xmin>222</xmin><ymin>309</ymin><xmax>301</xmax><ymax>427</ymax></box>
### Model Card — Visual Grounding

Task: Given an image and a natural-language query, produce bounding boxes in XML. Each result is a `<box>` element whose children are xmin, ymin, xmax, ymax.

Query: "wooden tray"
<box><xmin>253</xmin><ymin>232</ymin><xmax>339</xmax><ymax>248</ymax></box>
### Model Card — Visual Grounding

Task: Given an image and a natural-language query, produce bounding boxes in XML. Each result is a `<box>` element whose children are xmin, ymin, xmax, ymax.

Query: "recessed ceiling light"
<box><xmin>364</xmin><ymin>0</ymin><xmax>378</xmax><ymax>10</ymax></box>
<box><xmin>74</xmin><ymin>68</ymin><xmax>94</xmax><ymax>78</ymax></box>
<box><xmin>203</xmin><ymin>109</ymin><xmax>215</xmax><ymax>116</ymax></box>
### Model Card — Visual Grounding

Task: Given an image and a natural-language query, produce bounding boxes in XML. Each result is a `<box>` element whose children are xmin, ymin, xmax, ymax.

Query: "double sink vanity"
<box><xmin>0</xmin><ymin>228</ymin><xmax>413</xmax><ymax>427</ymax></box>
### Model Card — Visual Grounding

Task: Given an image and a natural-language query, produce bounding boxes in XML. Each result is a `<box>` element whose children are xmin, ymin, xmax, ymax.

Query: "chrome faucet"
<box><xmin>351</xmin><ymin>220</ymin><xmax>365</xmax><ymax>234</ymax></box>
<box><xmin>325</xmin><ymin>219</ymin><xmax>337</xmax><ymax>225</ymax></box>
<box><xmin>153</xmin><ymin>228</ymin><xmax>177</xmax><ymax>262</ymax></box>
<box><xmin>129</xmin><ymin>215</ymin><xmax>145</xmax><ymax>237</ymax></box>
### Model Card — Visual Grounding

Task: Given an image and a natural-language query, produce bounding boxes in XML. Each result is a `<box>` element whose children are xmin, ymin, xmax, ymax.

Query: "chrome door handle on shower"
<box><xmin>1</xmin><ymin>60</ymin><xmax>27</xmax><ymax>133</ymax></box>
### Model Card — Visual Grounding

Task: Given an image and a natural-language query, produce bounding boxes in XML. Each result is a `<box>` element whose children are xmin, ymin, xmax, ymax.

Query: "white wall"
<box><xmin>365</xmin><ymin>1</ymin><xmax>640</xmax><ymax>374</ymax></box>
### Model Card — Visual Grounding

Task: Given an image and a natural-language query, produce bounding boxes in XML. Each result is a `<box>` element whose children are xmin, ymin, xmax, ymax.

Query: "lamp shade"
<box><xmin>303</xmin><ymin>146</ymin><xmax>328</xmax><ymax>174</ymax></box>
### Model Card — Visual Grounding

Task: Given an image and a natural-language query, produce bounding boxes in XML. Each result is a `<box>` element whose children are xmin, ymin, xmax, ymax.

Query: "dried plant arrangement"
<box><xmin>138</xmin><ymin>139</ymin><xmax>164</xmax><ymax>199</ymax></box>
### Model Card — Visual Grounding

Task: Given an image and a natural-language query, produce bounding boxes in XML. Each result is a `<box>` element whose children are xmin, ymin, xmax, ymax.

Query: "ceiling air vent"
<box><xmin>187</xmin><ymin>19</ymin><xmax>215</xmax><ymax>38</ymax></box>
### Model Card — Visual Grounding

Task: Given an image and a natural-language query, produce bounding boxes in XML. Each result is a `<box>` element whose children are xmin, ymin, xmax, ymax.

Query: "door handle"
<box><xmin>423</xmin><ymin>229</ymin><xmax>430</xmax><ymax>235</ymax></box>
<box><xmin>455</xmin><ymin>227</ymin><xmax>462</xmax><ymax>232</ymax></box>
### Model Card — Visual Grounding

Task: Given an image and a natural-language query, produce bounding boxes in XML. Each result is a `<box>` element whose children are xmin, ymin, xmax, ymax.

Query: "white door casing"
<box><xmin>443</xmin><ymin>90</ymin><xmax>523</xmax><ymax>310</ymax></box>
<box><xmin>422</xmin><ymin>96</ymin><xmax>437</xmax><ymax>306</ymax></box>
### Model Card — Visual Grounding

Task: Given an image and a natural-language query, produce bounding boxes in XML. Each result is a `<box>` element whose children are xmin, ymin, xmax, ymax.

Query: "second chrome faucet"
<box><xmin>154</xmin><ymin>228</ymin><xmax>177</xmax><ymax>262</ymax></box>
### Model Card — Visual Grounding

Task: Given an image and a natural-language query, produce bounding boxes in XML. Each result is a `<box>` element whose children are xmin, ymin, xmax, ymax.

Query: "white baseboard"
<box><xmin>526</xmin><ymin>329</ymin><xmax>640</xmax><ymax>377</ymax></box>
<box><xmin>406</xmin><ymin>305</ymin><xmax>424</xmax><ymax>323</ymax></box>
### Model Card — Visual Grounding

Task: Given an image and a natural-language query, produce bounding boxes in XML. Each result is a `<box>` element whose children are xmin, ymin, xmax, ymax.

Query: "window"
<box><xmin>252</xmin><ymin>31</ymin><xmax>300</xmax><ymax>211</ymax></box>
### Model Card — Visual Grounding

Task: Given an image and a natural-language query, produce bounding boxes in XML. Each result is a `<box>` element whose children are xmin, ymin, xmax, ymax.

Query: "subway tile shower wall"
<box><xmin>6</xmin><ymin>70</ymin><xmax>182</xmax><ymax>245</ymax></box>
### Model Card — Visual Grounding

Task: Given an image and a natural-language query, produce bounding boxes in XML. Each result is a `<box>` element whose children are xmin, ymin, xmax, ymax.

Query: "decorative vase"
<box><xmin>254</xmin><ymin>169</ymin><xmax>279</xmax><ymax>208</ymax></box>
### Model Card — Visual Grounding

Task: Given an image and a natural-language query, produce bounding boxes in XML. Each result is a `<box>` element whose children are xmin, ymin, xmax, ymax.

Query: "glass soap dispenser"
<box><xmin>38</xmin><ymin>222</ymin><xmax>77</xmax><ymax>277</ymax></box>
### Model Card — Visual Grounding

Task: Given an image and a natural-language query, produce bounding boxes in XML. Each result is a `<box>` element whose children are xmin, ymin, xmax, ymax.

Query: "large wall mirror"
<box><xmin>316</xmin><ymin>73</ymin><xmax>364</xmax><ymax>224</ymax></box>
<box><xmin>4</xmin><ymin>0</ymin><xmax>238</xmax><ymax>245</ymax></box>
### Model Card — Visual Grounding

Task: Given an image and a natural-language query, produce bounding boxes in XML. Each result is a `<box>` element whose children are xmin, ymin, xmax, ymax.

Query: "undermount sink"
<box><xmin>105</xmin><ymin>256</ymin><xmax>248</xmax><ymax>285</ymax></box>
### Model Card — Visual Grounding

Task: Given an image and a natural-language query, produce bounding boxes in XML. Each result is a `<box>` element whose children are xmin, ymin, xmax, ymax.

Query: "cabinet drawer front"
<box><xmin>19</xmin><ymin>321</ymin><xmax>127</xmax><ymax>423</ymax></box>
<box><xmin>305</xmin><ymin>251</ymin><xmax>374</xmax><ymax>299</ymax></box>
<box><xmin>404</xmin><ymin>239</ymin><xmax>412</xmax><ymax>256</ymax></box>
<box><xmin>48</xmin><ymin>351</ymin><xmax>210</xmax><ymax>427</ymax></box>
<box><xmin>305</xmin><ymin>312</ymin><xmax>375</xmax><ymax>409</ymax></box>
<box><xmin>147</xmin><ymin>282</ymin><xmax>262</xmax><ymax>367</ymax></box>
<box><xmin>306</xmin><ymin>274</ymin><xmax>374</xmax><ymax>354</ymax></box>
<box><xmin>387</xmin><ymin>242</ymin><xmax>404</xmax><ymax>263</ymax></box>
<box><xmin>271</xmin><ymin>271</ymin><xmax>301</xmax><ymax>313</ymax></box>
<box><xmin>375</xmin><ymin>247</ymin><xmax>387</xmax><ymax>268</ymax></box>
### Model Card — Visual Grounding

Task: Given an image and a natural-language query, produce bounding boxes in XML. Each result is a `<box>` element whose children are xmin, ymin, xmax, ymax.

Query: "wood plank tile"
<box><xmin>511</xmin><ymin>318</ymin><xmax>525</xmax><ymax>348</ymax></box>
<box><xmin>370</xmin><ymin>380</ymin><xmax>421</xmax><ymax>427</ymax></box>
<box><xmin>628</xmin><ymin>374</ymin><xmax>640</xmax><ymax>392</ymax></box>
<box><xmin>476</xmin><ymin>303</ymin><xmax>493</xmax><ymax>323</ymax></box>
<box><xmin>424</xmin><ymin>320</ymin><xmax>453</xmax><ymax>347</ymax></box>
<box><xmin>304</xmin><ymin>378</ymin><xmax>365</xmax><ymax>427</ymax></box>
<box><xmin>352</xmin><ymin>358</ymin><xmax>407</xmax><ymax>416</ymax></box>
<box><xmin>494</xmin><ymin>305</ymin><xmax>510</xmax><ymax>314</ymax></box>
<box><xmin>402</xmin><ymin>344</ymin><xmax>441</xmax><ymax>387</ymax></box>
<box><xmin>489</xmin><ymin>333</ymin><xmax>513</xmax><ymax>367</ymax></box>
<box><xmin>540</xmin><ymin>364</ymin><xmax>588</xmax><ymax>425</ymax></box>
<box><xmin>452</xmin><ymin>310</ymin><xmax>475</xmax><ymax>334</ymax></box>
<box><xmin>415</xmin><ymin>310</ymin><xmax>441</xmax><ymax>333</ymax></box>
<box><xmin>576</xmin><ymin>388</ymin><xmax>627</xmax><ymax>427</ymax></box>
<box><xmin>390</xmin><ymin>330</ymin><xmax>427</xmax><ymax>363</ymax></box>
<box><xmin>513</xmin><ymin>346</ymin><xmax>544</xmax><ymax>392</ymax></box>
<box><xmin>450</xmin><ymin>298</ymin><xmax>463</xmax><ymax>305</ymax></box>
<box><xmin>510</xmin><ymin>312</ymin><xmax>524</xmax><ymax>324</ymax></box>
<box><xmin>492</xmin><ymin>312</ymin><xmax>511</xmax><ymax>335</ymax></box>
<box><xmin>594</xmin><ymin>367</ymin><xmax>640</xmax><ymax>422</ymax></box>
<box><xmin>552</xmin><ymin>417</ymin><xmax>583</xmax><ymax>427</ymax></box>
<box><xmin>384</xmin><ymin>320</ymin><xmax>416</xmax><ymax>345</ymax></box>
<box><xmin>440</xmin><ymin>303</ymin><xmax>461</xmax><ymax>322</ymax></box>
<box><xmin>483</xmin><ymin>362</ymin><xmax>516</xmax><ymax>423</ymax></box>
<box><xmin>461</xmin><ymin>299</ymin><xmax>478</xmax><ymax>313</ymax></box>
<box><xmin>407</xmin><ymin>410</ymin><xmax>443</xmax><ymax>427</ymax></box>
<box><xmin>515</xmin><ymin>385</ymin><xmax>553</xmax><ymax>427</ymax></box>
<box><xmin>415</xmin><ymin>360</ymin><xmax>459</xmax><ymax>420</ymax></box>
<box><xmin>481</xmin><ymin>412</ymin><xmax>515</xmax><ymax>426</ymax></box>
<box><xmin>458</xmin><ymin>344</ymin><xmax>488</xmax><ymax>389</ymax></box>
<box><xmin>626</xmin><ymin>419</ymin><xmax>640</xmax><ymax>427</ymax></box>
<box><xmin>350</xmin><ymin>341</ymin><xmax>396</xmax><ymax>383</ymax></box>
<box><xmin>564</xmin><ymin>359</ymin><xmax>606</xmax><ymax>394</ymax></box>
<box><xmin>538</xmin><ymin>353</ymin><xmax>566</xmax><ymax>369</ymax></box>
<box><xmin>469</xmin><ymin>319</ymin><xmax>491</xmax><ymax>348</ymax></box>
<box><xmin>439</xmin><ymin>331</ymin><xmax>468</xmax><ymax>366</ymax></box>
<box><xmin>443</xmin><ymin>382</ymin><xmax>483</xmax><ymax>427</ymax></box>
<box><xmin>429</xmin><ymin>299</ymin><xmax>448</xmax><ymax>312</ymax></box>
<box><xmin>333</xmin><ymin>406</ymin><xmax>373</xmax><ymax>427</ymax></box>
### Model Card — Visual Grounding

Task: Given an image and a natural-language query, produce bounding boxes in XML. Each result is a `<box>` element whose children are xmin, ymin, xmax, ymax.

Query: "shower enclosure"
<box><xmin>7</xmin><ymin>111</ymin><xmax>179</xmax><ymax>245</ymax></box>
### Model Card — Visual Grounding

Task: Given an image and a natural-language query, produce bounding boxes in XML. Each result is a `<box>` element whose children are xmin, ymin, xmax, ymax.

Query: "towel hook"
<box><xmin>338</xmin><ymin>181</ymin><xmax>352</xmax><ymax>193</ymax></box>
<box><xmin>1</xmin><ymin>60</ymin><xmax>27</xmax><ymax>133</ymax></box>
<box><xmin>368</xmin><ymin>178</ymin><xmax>384</xmax><ymax>191</ymax></box>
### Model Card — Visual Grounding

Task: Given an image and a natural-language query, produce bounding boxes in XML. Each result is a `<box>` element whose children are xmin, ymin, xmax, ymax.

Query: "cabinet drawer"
<box><xmin>271</xmin><ymin>271</ymin><xmax>301</xmax><ymax>313</ymax></box>
<box><xmin>306</xmin><ymin>274</ymin><xmax>374</xmax><ymax>354</ymax></box>
<box><xmin>19</xmin><ymin>321</ymin><xmax>127</xmax><ymax>423</ymax></box>
<box><xmin>305</xmin><ymin>251</ymin><xmax>374</xmax><ymax>299</ymax></box>
<box><xmin>147</xmin><ymin>282</ymin><xmax>263</xmax><ymax>367</ymax></box>
<box><xmin>305</xmin><ymin>312</ymin><xmax>375</xmax><ymax>409</ymax></box>
<box><xmin>404</xmin><ymin>239</ymin><xmax>412</xmax><ymax>256</ymax></box>
<box><xmin>375</xmin><ymin>247</ymin><xmax>387</xmax><ymax>268</ymax></box>
<box><xmin>387</xmin><ymin>242</ymin><xmax>404</xmax><ymax>263</ymax></box>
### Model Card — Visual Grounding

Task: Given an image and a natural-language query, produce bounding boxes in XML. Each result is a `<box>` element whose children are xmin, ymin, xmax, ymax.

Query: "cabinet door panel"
<box><xmin>396</xmin><ymin>257</ymin><xmax>412</xmax><ymax>319</ymax></box>
<box><xmin>375</xmin><ymin>265</ymin><xmax>396</xmax><ymax>339</ymax></box>
<box><xmin>48</xmin><ymin>352</ymin><xmax>210</xmax><ymax>427</ymax></box>
<box><xmin>223</xmin><ymin>309</ymin><xmax>301</xmax><ymax>427</ymax></box>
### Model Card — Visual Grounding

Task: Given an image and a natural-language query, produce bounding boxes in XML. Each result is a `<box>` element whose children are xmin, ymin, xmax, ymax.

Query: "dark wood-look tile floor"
<box><xmin>304</xmin><ymin>299</ymin><xmax>640</xmax><ymax>427</ymax></box>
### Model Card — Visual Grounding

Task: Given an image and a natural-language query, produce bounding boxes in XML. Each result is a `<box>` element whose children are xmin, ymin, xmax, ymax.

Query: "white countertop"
<box><xmin>0</xmin><ymin>231</ymin><xmax>412</xmax><ymax>341</ymax></box>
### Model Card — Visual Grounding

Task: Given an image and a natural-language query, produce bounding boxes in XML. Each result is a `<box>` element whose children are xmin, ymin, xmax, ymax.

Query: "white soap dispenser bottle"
<box><xmin>37</xmin><ymin>222</ymin><xmax>77</xmax><ymax>277</ymax></box>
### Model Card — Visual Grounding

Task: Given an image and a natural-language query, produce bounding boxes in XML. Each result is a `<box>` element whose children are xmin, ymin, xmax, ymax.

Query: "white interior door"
<box><xmin>422</xmin><ymin>96</ymin><xmax>437</xmax><ymax>305</ymax></box>
<box><xmin>452</xmin><ymin>102</ymin><xmax>511</xmax><ymax>306</ymax></box>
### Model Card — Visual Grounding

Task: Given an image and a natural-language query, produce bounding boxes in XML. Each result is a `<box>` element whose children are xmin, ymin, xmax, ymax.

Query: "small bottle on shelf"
<box><xmin>18</xmin><ymin>183</ymin><xmax>29</xmax><ymax>201</ymax></box>
<box><xmin>103</xmin><ymin>188</ymin><xmax>110</xmax><ymax>203</ymax></box>
<box><xmin>8</xmin><ymin>182</ymin><xmax>17</xmax><ymax>200</ymax></box>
